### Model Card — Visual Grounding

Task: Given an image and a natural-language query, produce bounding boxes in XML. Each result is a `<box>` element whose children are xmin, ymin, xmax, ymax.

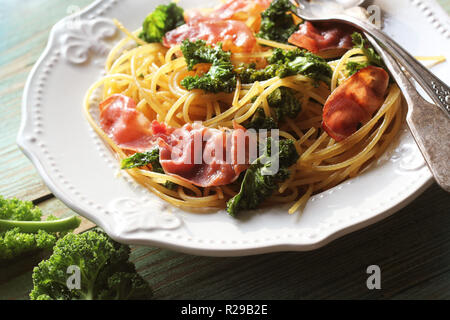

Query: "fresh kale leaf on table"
<box><xmin>0</xmin><ymin>196</ymin><xmax>81</xmax><ymax>260</ymax></box>
<box><xmin>30</xmin><ymin>230</ymin><xmax>152</xmax><ymax>300</ymax></box>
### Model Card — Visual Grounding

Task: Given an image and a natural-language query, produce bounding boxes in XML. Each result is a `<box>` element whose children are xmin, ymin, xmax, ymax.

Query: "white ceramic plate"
<box><xmin>18</xmin><ymin>0</ymin><xmax>450</xmax><ymax>256</ymax></box>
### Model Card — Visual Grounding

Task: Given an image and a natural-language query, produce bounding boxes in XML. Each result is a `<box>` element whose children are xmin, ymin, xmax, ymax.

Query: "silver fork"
<box><xmin>365</xmin><ymin>33</ymin><xmax>450</xmax><ymax>192</ymax></box>
<box><xmin>292</xmin><ymin>0</ymin><xmax>450</xmax><ymax>118</ymax></box>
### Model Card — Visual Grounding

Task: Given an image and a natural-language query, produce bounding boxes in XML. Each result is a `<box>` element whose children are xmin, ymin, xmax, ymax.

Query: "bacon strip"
<box><xmin>185</xmin><ymin>0</ymin><xmax>271</xmax><ymax>31</ymax></box>
<box><xmin>157</xmin><ymin>122</ymin><xmax>250</xmax><ymax>187</ymax></box>
<box><xmin>288</xmin><ymin>21</ymin><xmax>356</xmax><ymax>53</ymax></box>
<box><xmin>98</xmin><ymin>94</ymin><xmax>250</xmax><ymax>187</ymax></box>
<box><xmin>322</xmin><ymin>66</ymin><xmax>389</xmax><ymax>141</ymax></box>
<box><xmin>99</xmin><ymin>94</ymin><xmax>155</xmax><ymax>152</ymax></box>
<box><xmin>163</xmin><ymin>19</ymin><xmax>257</xmax><ymax>53</ymax></box>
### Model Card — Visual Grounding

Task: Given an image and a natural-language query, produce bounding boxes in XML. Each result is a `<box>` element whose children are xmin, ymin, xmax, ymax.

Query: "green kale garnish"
<box><xmin>138</xmin><ymin>3</ymin><xmax>185</xmax><ymax>43</ymax></box>
<box><xmin>121</xmin><ymin>148</ymin><xmax>176</xmax><ymax>190</ymax></box>
<box><xmin>351</xmin><ymin>32</ymin><xmax>385</xmax><ymax>68</ymax></box>
<box><xmin>257</xmin><ymin>0</ymin><xmax>299</xmax><ymax>43</ymax></box>
<box><xmin>121</xmin><ymin>148</ymin><xmax>161</xmax><ymax>170</ymax></box>
<box><xmin>0</xmin><ymin>196</ymin><xmax>81</xmax><ymax>260</ymax></box>
<box><xmin>226</xmin><ymin>138</ymin><xmax>299</xmax><ymax>216</ymax></box>
<box><xmin>236</xmin><ymin>48</ymin><xmax>333</xmax><ymax>85</ymax></box>
<box><xmin>180</xmin><ymin>40</ymin><xmax>237</xmax><ymax>93</ymax></box>
<box><xmin>267</xmin><ymin>86</ymin><xmax>302</xmax><ymax>121</ymax></box>
<box><xmin>30</xmin><ymin>230</ymin><xmax>152</xmax><ymax>300</ymax></box>
<box><xmin>346</xmin><ymin>61</ymin><xmax>370</xmax><ymax>76</ymax></box>
<box><xmin>244</xmin><ymin>108</ymin><xmax>278</xmax><ymax>130</ymax></box>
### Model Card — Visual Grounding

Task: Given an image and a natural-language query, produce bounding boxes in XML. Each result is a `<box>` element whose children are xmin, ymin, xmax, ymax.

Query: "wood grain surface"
<box><xmin>0</xmin><ymin>0</ymin><xmax>449</xmax><ymax>300</ymax></box>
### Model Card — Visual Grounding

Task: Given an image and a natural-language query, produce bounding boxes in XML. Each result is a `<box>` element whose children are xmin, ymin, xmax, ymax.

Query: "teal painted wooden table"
<box><xmin>0</xmin><ymin>0</ymin><xmax>449</xmax><ymax>300</ymax></box>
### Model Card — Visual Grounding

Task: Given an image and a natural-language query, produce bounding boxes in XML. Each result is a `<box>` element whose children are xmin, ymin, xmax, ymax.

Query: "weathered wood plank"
<box><xmin>130</xmin><ymin>184</ymin><xmax>450</xmax><ymax>300</ymax></box>
<box><xmin>0</xmin><ymin>0</ymin><xmax>93</xmax><ymax>201</ymax></box>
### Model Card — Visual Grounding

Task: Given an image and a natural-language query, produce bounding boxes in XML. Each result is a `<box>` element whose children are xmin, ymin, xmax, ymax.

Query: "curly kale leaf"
<box><xmin>244</xmin><ymin>108</ymin><xmax>278</xmax><ymax>130</ymax></box>
<box><xmin>0</xmin><ymin>196</ymin><xmax>42</xmax><ymax>221</ymax></box>
<box><xmin>121</xmin><ymin>148</ymin><xmax>176</xmax><ymax>190</ymax></box>
<box><xmin>30</xmin><ymin>230</ymin><xmax>152</xmax><ymax>300</ymax></box>
<box><xmin>180</xmin><ymin>40</ymin><xmax>236</xmax><ymax>93</ymax></box>
<box><xmin>236</xmin><ymin>48</ymin><xmax>332</xmax><ymax>85</ymax></box>
<box><xmin>346</xmin><ymin>61</ymin><xmax>370</xmax><ymax>76</ymax></box>
<box><xmin>121</xmin><ymin>148</ymin><xmax>161</xmax><ymax>170</ymax></box>
<box><xmin>267</xmin><ymin>86</ymin><xmax>302</xmax><ymax>121</ymax></box>
<box><xmin>0</xmin><ymin>228</ymin><xmax>57</xmax><ymax>261</ymax></box>
<box><xmin>351</xmin><ymin>32</ymin><xmax>385</xmax><ymax>68</ymax></box>
<box><xmin>0</xmin><ymin>196</ymin><xmax>81</xmax><ymax>260</ymax></box>
<box><xmin>226</xmin><ymin>138</ymin><xmax>299</xmax><ymax>216</ymax></box>
<box><xmin>257</xmin><ymin>0</ymin><xmax>298</xmax><ymax>43</ymax></box>
<box><xmin>138</xmin><ymin>3</ymin><xmax>185</xmax><ymax>43</ymax></box>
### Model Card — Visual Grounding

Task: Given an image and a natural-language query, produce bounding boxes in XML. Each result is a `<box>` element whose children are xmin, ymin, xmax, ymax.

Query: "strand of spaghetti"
<box><xmin>240</xmin><ymin>76</ymin><xmax>280</xmax><ymax>90</ymax></box>
<box><xmin>314</xmin><ymin>168</ymin><xmax>351</xmax><ymax>192</ymax></box>
<box><xmin>203</xmin><ymin>86</ymin><xmax>259</xmax><ymax>126</ymax></box>
<box><xmin>300</xmin><ymin>132</ymin><xmax>329</xmax><ymax>160</ymax></box>
<box><xmin>234</xmin><ymin>78</ymin><xmax>295</xmax><ymax>124</ymax></box>
<box><xmin>131</xmin><ymin>172</ymin><xmax>225</xmax><ymax>208</ymax></box>
<box><xmin>279</xmin><ymin>167</ymin><xmax>296</xmax><ymax>193</ymax></box>
<box><xmin>109</xmin><ymin>44</ymin><xmax>163</xmax><ymax>75</ymax></box>
<box><xmin>113</xmin><ymin>19</ymin><xmax>147</xmax><ymax>46</ymax></box>
<box><xmin>296</xmin><ymin>127</ymin><xmax>316</xmax><ymax>146</ymax></box>
<box><xmin>137</xmin><ymin>170</ymin><xmax>202</xmax><ymax>197</ymax></box>
<box><xmin>303</xmin><ymin>85</ymin><xmax>400</xmax><ymax>162</ymax></box>
<box><xmin>151</xmin><ymin>58</ymin><xmax>186</xmax><ymax>94</ymax></box>
<box><xmin>182</xmin><ymin>92</ymin><xmax>197</xmax><ymax>123</ymax></box>
<box><xmin>232</xmin><ymin>77</ymin><xmax>241</xmax><ymax>107</ymax></box>
<box><xmin>177</xmin><ymin>187</ymin><xmax>220</xmax><ymax>202</ymax></box>
<box><xmin>311</xmin><ymin>107</ymin><xmax>394</xmax><ymax>172</ymax></box>
<box><xmin>256</xmin><ymin>37</ymin><xmax>297</xmax><ymax>50</ymax></box>
<box><xmin>238</xmin><ymin>81</ymin><xmax>262</xmax><ymax>107</ymax></box>
<box><xmin>261</xmin><ymin>96</ymin><xmax>271</xmax><ymax>117</ymax></box>
<box><xmin>232</xmin><ymin>50</ymin><xmax>272</xmax><ymax>60</ymax></box>
<box><xmin>105</xmin><ymin>27</ymin><xmax>144</xmax><ymax>71</ymax></box>
<box><xmin>270</xmin><ymin>187</ymin><xmax>299</xmax><ymax>202</ymax></box>
<box><xmin>165</xmin><ymin>92</ymin><xmax>191</xmax><ymax>125</ymax></box>
<box><xmin>221</xmin><ymin>185</ymin><xmax>238</xmax><ymax>197</ymax></box>
<box><xmin>288</xmin><ymin>184</ymin><xmax>313</xmax><ymax>214</ymax></box>
<box><xmin>330</xmin><ymin>48</ymin><xmax>364</xmax><ymax>91</ymax></box>
<box><xmin>284</xmin><ymin>118</ymin><xmax>304</xmax><ymax>139</ymax></box>
<box><xmin>206</xmin><ymin>101</ymin><xmax>213</xmax><ymax>120</ymax></box>
<box><xmin>165</xmin><ymin>45</ymin><xmax>181</xmax><ymax>63</ymax></box>
<box><xmin>215</xmin><ymin>187</ymin><xmax>224</xmax><ymax>200</ymax></box>
<box><xmin>279</xmin><ymin>130</ymin><xmax>298</xmax><ymax>141</ymax></box>
<box><xmin>169</xmin><ymin>70</ymin><xmax>190</xmax><ymax>97</ymax></box>
<box><xmin>213</xmin><ymin>100</ymin><xmax>222</xmax><ymax>116</ymax></box>
<box><xmin>290</xmin><ymin>174</ymin><xmax>330</xmax><ymax>186</ymax></box>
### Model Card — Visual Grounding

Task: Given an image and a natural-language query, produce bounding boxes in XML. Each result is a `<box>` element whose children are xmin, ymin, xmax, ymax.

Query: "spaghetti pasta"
<box><xmin>82</xmin><ymin>1</ymin><xmax>429</xmax><ymax>216</ymax></box>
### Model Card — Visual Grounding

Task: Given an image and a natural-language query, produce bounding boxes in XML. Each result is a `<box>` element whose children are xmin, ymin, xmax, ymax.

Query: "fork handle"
<box><xmin>335</xmin><ymin>14</ymin><xmax>450</xmax><ymax>118</ymax></box>
<box><xmin>365</xmin><ymin>33</ymin><xmax>450</xmax><ymax>192</ymax></box>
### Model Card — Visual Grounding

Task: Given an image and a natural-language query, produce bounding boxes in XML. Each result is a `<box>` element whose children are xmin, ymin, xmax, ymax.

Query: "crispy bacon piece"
<box><xmin>163</xmin><ymin>19</ymin><xmax>257</xmax><ymax>53</ymax></box>
<box><xmin>185</xmin><ymin>0</ymin><xmax>271</xmax><ymax>31</ymax></box>
<box><xmin>288</xmin><ymin>21</ymin><xmax>356</xmax><ymax>53</ymax></box>
<box><xmin>99</xmin><ymin>94</ymin><xmax>155</xmax><ymax>152</ymax></box>
<box><xmin>157</xmin><ymin>122</ymin><xmax>250</xmax><ymax>187</ymax></box>
<box><xmin>98</xmin><ymin>94</ymin><xmax>250</xmax><ymax>187</ymax></box>
<box><xmin>322</xmin><ymin>66</ymin><xmax>389</xmax><ymax>141</ymax></box>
